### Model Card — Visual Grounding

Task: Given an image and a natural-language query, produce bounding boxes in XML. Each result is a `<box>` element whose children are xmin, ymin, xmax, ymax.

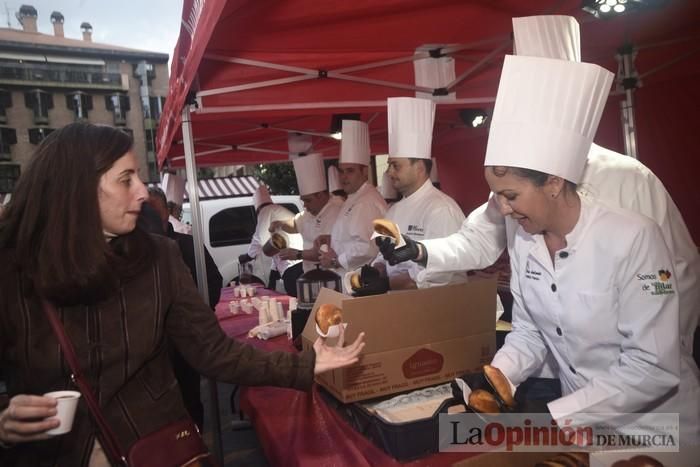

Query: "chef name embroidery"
<box><xmin>637</xmin><ymin>268</ymin><xmax>675</xmax><ymax>296</ymax></box>
<box><xmin>407</xmin><ymin>224</ymin><xmax>424</xmax><ymax>237</ymax></box>
<box><xmin>524</xmin><ymin>264</ymin><xmax>541</xmax><ymax>281</ymax></box>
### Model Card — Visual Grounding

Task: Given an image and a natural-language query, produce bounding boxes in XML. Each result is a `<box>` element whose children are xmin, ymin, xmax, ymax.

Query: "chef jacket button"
<box><xmin>551</xmin><ymin>284</ymin><xmax>557</xmax><ymax>292</ymax></box>
<box><xmin>556</xmin><ymin>327</ymin><xmax>562</xmax><ymax>336</ymax></box>
<box><xmin>569</xmin><ymin>365</ymin><xmax>577</xmax><ymax>374</ymax></box>
<box><xmin>559</xmin><ymin>251</ymin><xmax>569</xmax><ymax>259</ymax></box>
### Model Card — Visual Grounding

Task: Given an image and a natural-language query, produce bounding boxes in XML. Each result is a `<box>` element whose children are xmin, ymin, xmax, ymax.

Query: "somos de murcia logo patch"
<box><xmin>637</xmin><ymin>268</ymin><xmax>674</xmax><ymax>296</ymax></box>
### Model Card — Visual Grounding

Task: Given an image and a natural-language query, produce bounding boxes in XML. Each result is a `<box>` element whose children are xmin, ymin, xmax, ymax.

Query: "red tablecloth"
<box><xmin>216</xmin><ymin>287</ymin><xmax>481</xmax><ymax>466</ymax></box>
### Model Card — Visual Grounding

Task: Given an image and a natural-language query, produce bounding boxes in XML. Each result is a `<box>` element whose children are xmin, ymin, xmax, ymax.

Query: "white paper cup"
<box><xmin>228</xmin><ymin>300</ymin><xmax>240</xmax><ymax>315</ymax></box>
<box><xmin>315</xmin><ymin>322</ymin><xmax>347</xmax><ymax>339</ymax></box>
<box><xmin>241</xmin><ymin>300</ymin><xmax>253</xmax><ymax>314</ymax></box>
<box><xmin>44</xmin><ymin>390</ymin><xmax>81</xmax><ymax>435</ymax></box>
<box><xmin>246</xmin><ymin>286</ymin><xmax>256</xmax><ymax>296</ymax></box>
<box><xmin>233</xmin><ymin>286</ymin><xmax>241</xmax><ymax>297</ymax></box>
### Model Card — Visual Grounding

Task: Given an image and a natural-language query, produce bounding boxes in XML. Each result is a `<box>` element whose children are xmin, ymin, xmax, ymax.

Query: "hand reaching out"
<box><xmin>313</xmin><ymin>327</ymin><xmax>365</xmax><ymax>375</ymax></box>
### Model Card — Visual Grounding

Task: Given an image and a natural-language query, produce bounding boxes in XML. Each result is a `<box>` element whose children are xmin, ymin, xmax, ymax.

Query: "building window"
<box><xmin>144</xmin><ymin>128</ymin><xmax>156</xmax><ymax>152</ymax></box>
<box><xmin>105</xmin><ymin>93</ymin><xmax>130</xmax><ymax>126</ymax></box>
<box><xmin>66</xmin><ymin>92</ymin><xmax>93</xmax><ymax>121</ymax></box>
<box><xmin>0</xmin><ymin>128</ymin><xmax>17</xmax><ymax>161</ymax></box>
<box><xmin>148</xmin><ymin>96</ymin><xmax>165</xmax><ymax>120</ymax></box>
<box><xmin>28</xmin><ymin>127</ymin><xmax>54</xmax><ymax>145</ymax></box>
<box><xmin>0</xmin><ymin>164</ymin><xmax>20</xmax><ymax>192</ymax></box>
<box><xmin>0</xmin><ymin>90</ymin><xmax>12</xmax><ymax>124</ymax></box>
<box><xmin>24</xmin><ymin>90</ymin><xmax>53</xmax><ymax>125</ymax></box>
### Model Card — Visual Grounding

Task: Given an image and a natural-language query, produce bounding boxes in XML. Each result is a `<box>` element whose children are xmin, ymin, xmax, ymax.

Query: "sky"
<box><xmin>2</xmin><ymin>0</ymin><xmax>182</xmax><ymax>58</ymax></box>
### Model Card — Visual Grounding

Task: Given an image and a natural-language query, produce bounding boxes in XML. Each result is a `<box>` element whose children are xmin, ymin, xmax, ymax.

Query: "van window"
<box><xmin>209</xmin><ymin>206</ymin><xmax>256</xmax><ymax>247</ymax></box>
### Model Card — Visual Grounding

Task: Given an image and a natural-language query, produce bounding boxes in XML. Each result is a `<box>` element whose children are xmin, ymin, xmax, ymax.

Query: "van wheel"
<box><xmin>230</xmin><ymin>275</ymin><xmax>265</xmax><ymax>286</ymax></box>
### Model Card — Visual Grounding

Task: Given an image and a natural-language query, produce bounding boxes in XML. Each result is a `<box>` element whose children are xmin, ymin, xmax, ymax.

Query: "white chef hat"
<box><xmin>513</xmin><ymin>15</ymin><xmax>580</xmax><ymax>62</ymax></box>
<box><xmin>253</xmin><ymin>184</ymin><xmax>272</xmax><ymax>210</ymax></box>
<box><xmin>387</xmin><ymin>97</ymin><xmax>435</xmax><ymax>160</ymax></box>
<box><xmin>327</xmin><ymin>165</ymin><xmax>341</xmax><ymax>193</ymax></box>
<box><xmin>379</xmin><ymin>171</ymin><xmax>398</xmax><ymax>200</ymax></box>
<box><xmin>162</xmin><ymin>173</ymin><xmax>186</xmax><ymax>204</ymax></box>
<box><xmin>339</xmin><ymin>120</ymin><xmax>370</xmax><ymax>166</ymax></box>
<box><xmin>484</xmin><ymin>55</ymin><xmax>613</xmax><ymax>183</ymax></box>
<box><xmin>293</xmin><ymin>153</ymin><xmax>327</xmax><ymax>196</ymax></box>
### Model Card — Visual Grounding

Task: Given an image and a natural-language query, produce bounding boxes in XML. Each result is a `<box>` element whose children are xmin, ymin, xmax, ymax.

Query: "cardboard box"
<box><xmin>301</xmin><ymin>280</ymin><xmax>497</xmax><ymax>403</ymax></box>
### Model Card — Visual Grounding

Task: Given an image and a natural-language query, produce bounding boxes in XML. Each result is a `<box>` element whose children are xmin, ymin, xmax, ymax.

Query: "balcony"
<box><xmin>0</xmin><ymin>62</ymin><xmax>126</xmax><ymax>90</ymax></box>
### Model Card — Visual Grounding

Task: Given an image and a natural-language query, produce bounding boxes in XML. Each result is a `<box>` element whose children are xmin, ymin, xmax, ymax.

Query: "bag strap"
<box><xmin>41</xmin><ymin>300</ymin><xmax>128</xmax><ymax>466</ymax></box>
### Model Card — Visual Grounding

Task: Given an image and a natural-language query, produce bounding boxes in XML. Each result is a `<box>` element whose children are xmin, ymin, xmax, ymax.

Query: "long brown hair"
<box><xmin>0</xmin><ymin>123</ymin><xmax>154</xmax><ymax>305</ymax></box>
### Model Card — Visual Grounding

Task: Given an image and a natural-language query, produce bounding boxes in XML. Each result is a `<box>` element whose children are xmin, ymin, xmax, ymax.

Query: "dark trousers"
<box><xmin>268</xmin><ymin>263</ymin><xmax>304</xmax><ymax>297</ymax></box>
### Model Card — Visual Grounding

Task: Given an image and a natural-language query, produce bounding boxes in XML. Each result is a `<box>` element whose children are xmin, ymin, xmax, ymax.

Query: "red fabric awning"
<box><xmin>157</xmin><ymin>0</ymin><xmax>700</xmax><ymax>240</ymax></box>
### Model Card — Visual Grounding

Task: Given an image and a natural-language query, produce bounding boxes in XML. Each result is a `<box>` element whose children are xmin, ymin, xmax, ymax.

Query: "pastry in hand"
<box><xmin>350</xmin><ymin>272</ymin><xmax>362</xmax><ymax>290</ymax></box>
<box><xmin>372</xmin><ymin>219</ymin><xmax>401</xmax><ymax>243</ymax></box>
<box><xmin>315</xmin><ymin>304</ymin><xmax>343</xmax><ymax>334</ymax></box>
<box><xmin>467</xmin><ymin>389</ymin><xmax>500</xmax><ymax>415</ymax></box>
<box><xmin>270</xmin><ymin>232</ymin><xmax>287</xmax><ymax>249</ymax></box>
<box><xmin>484</xmin><ymin>364</ymin><xmax>516</xmax><ymax>409</ymax></box>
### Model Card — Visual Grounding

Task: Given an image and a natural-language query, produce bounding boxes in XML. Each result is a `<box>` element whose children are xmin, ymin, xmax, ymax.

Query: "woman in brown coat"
<box><xmin>0</xmin><ymin>123</ymin><xmax>364</xmax><ymax>466</ymax></box>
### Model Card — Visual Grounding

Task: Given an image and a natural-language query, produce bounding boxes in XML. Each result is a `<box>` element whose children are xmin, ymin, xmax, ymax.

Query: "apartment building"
<box><xmin>0</xmin><ymin>5</ymin><xmax>169</xmax><ymax>201</ymax></box>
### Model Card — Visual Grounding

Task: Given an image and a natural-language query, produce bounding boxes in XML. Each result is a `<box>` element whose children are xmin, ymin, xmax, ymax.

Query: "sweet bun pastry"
<box><xmin>270</xmin><ymin>232</ymin><xmax>287</xmax><ymax>249</ymax></box>
<box><xmin>315</xmin><ymin>304</ymin><xmax>343</xmax><ymax>334</ymax></box>
<box><xmin>350</xmin><ymin>273</ymin><xmax>362</xmax><ymax>290</ymax></box>
<box><xmin>467</xmin><ymin>389</ymin><xmax>500</xmax><ymax>414</ymax></box>
<box><xmin>484</xmin><ymin>364</ymin><xmax>516</xmax><ymax>409</ymax></box>
<box><xmin>372</xmin><ymin>219</ymin><xmax>400</xmax><ymax>243</ymax></box>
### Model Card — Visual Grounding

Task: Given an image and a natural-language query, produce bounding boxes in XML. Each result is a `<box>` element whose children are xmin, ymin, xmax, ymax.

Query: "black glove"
<box><xmin>238</xmin><ymin>253</ymin><xmax>253</xmax><ymax>264</ymax></box>
<box><xmin>351</xmin><ymin>265</ymin><xmax>390</xmax><ymax>297</ymax></box>
<box><xmin>375</xmin><ymin>234</ymin><xmax>424</xmax><ymax>266</ymax></box>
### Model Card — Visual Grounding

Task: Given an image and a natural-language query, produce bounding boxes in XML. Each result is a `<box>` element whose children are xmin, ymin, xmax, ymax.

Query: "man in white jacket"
<box><xmin>239</xmin><ymin>185</ymin><xmax>303</xmax><ymax>295</ymax></box>
<box><xmin>370</xmin><ymin>97</ymin><xmax>466</xmax><ymax>291</ymax></box>
<box><xmin>381</xmin><ymin>15</ymin><xmax>700</xmax><ymax>367</ymax></box>
<box><xmin>318</xmin><ymin>120</ymin><xmax>387</xmax><ymax>287</ymax></box>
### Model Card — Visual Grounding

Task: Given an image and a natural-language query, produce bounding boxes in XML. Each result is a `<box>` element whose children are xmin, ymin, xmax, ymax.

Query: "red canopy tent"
<box><xmin>157</xmin><ymin>0</ymin><xmax>700</xmax><ymax>242</ymax></box>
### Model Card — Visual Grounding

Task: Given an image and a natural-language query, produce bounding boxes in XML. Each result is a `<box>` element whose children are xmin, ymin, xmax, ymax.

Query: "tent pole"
<box><xmin>616</xmin><ymin>44</ymin><xmax>639</xmax><ymax>159</ymax></box>
<box><xmin>181</xmin><ymin>105</ymin><xmax>224</xmax><ymax>465</ymax></box>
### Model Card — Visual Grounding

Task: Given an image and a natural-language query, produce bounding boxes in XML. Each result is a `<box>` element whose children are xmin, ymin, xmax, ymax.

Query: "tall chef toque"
<box><xmin>293</xmin><ymin>153</ymin><xmax>327</xmax><ymax>196</ymax></box>
<box><xmin>513</xmin><ymin>15</ymin><xmax>580</xmax><ymax>62</ymax></box>
<box><xmin>484</xmin><ymin>55</ymin><xmax>613</xmax><ymax>183</ymax></box>
<box><xmin>339</xmin><ymin>120</ymin><xmax>370</xmax><ymax>166</ymax></box>
<box><xmin>253</xmin><ymin>184</ymin><xmax>272</xmax><ymax>210</ymax></box>
<box><xmin>387</xmin><ymin>97</ymin><xmax>436</xmax><ymax>160</ymax></box>
<box><xmin>327</xmin><ymin>165</ymin><xmax>341</xmax><ymax>193</ymax></box>
<box><xmin>162</xmin><ymin>173</ymin><xmax>186</xmax><ymax>204</ymax></box>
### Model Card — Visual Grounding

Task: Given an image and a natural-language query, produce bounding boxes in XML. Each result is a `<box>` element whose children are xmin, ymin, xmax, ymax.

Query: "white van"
<box><xmin>182</xmin><ymin>195</ymin><xmax>303</xmax><ymax>286</ymax></box>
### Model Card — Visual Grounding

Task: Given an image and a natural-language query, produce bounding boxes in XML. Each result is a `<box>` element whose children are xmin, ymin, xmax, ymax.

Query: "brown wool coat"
<box><xmin>0</xmin><ymin>235</ymin><xmax>315</xmax><ymax>466</ymax></box>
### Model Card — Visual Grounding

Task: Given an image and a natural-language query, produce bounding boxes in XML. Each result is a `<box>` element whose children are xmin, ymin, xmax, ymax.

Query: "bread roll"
<box><xmin>484</xmin><ymin>364</ymin><xmax>516</xmax><ymax>409</ymax></box>
<box><xmin>350</xmin><ymin>273</ymin><xmax>362</xmax><ymax>290</ymax></box>
<box><xmin>271</xmin><ymin>232</ymin><xmax>287</xmax><ymax>249</ymax></box>
<box><xmin>467</xmin><ymin>389</ymin><xmax>500</xmax><ymax>414</ymax></box>
<box><xmin>315</xmin><ymin>304</ymin><xmax>343</xmax><ymax>334</ymax></box>
<box><xmin>372</xmin><ymin>219</ymin><xmax>400</xmax><ymax>243</ymax></box>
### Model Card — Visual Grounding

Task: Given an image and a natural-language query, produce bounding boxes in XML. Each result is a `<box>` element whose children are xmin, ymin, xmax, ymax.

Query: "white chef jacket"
<box><xmin>248</xmin><ymin>204</ymin><xmax>303</xmax><ymax>275</ymax></box>
<box><xmin>294</xmin><ymin>197</ymin><xmax>343</xmax><ymax>272</ymax></box>
<box><xmin>381</xmin><ymin>179</ymin><xmax>467</xmax><ymax>288</ymax></box>
<box><xmin>329</xmin><ymin>182</ymin><xmax>387</xmax><ymax>281</ymax></box>
<box><xmin>491</xmin><ymin>197</ymin><xmax>699</xmax><ymax>444</ymax></box>
<box><xmin>421</xmin><ymin>144</ymin><xmax>700</xmax><ymax>354</ymax></box>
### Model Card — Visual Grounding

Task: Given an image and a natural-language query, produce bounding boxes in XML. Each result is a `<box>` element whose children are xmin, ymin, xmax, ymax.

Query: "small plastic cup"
<box><xmin>228</xmin><ymin>300</ymin><xmax>240</xmax><ymax>315</ymax></box>
<box><xmin>44</xmin><ymin>390</ymin><xmax>81</xmax><ymax>435</ymax></box>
